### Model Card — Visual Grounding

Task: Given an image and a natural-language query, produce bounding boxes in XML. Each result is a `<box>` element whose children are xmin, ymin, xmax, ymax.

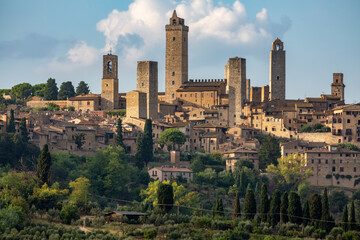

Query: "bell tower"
<box><xmin>331</xmin><ymin>73</ymin><xmax>345</xmax><ymax>102</ymax></box>
<box><xmin>165</xmin><ymin>10</ymin><xmax>189</xmax><ymax>103</ymax></box>
<box><xmin>269</xmin><ymin>38</ymin><xmax>286</xmax><ymax>101</ymax></box>
<box><xmin>101</xmin><ymin>53</ymin><xmax>119</xmax><ymax>110</ymax></box>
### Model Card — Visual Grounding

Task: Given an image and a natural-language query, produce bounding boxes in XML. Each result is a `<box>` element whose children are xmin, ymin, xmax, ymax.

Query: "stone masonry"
<box><xmin>101</xmin><ymin>54</ymin><xmax>119</xmax><ymax>110</ymax></box>
<box><xmin>269</xmin><ymin>38</ymin><xmax>286</xmax><ymax>100</ymax></box>
<box><xmin>331</xmin><ymin>73</ymin><xmax>345</xmax><ymax>102</ymax></box>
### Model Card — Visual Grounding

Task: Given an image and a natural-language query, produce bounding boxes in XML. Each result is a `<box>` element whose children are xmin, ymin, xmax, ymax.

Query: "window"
<box><xmin>173</xmin><ymin>37</ymin><xmax>175</xmax><ymax>41</ymax></box>
<box><xmin>354</xmin><ymin>167</ymin><xmax>357</xmax><ymax>172</ymax></box>
<box><xmin>340</xmin><ymin>167</ymin><xmax>344</xmax><ymax>172</ymax></box>
<box><xmin>172</xmin><ymin>81</ymin><xmax>175</xmax><ymax>85</ymax></box>
<box><xmin>201</xmin><ymin>93</ymin><xmax>204</xmax><ymax>98</ymax></box>
<box><xmin>325</xmin><ymin>159</ymin><xmax>328</xmax><ymax>164</ymax></box>
<box><xmin>172</xmin><ymin>72</ymin><xmax>175</xmax><ymax>76</ymax></box>
<box><xmin>311</xmin><ymin>159</ymin><xmax>314</xmax><ymax>164</ymax></box>
<box><xmin>347</xmin><ymin>119</ymin><xmax>350</xmax><ymax>123</ymax></box>
<box><xmin>333</xmin><ymin>160</ymin><xmax>335</xmax><ymax>164</ymax></box>
<box><xmin>195</xmin><ymin>93</ymin><xmax>197</xmax><ymax>98</ymax></box>
<box><xmin>276</xmin><ymin>76</ymin><xmax>280</xmax><ymax>80</ymax></box>
<box><xmin>332</xmin><ymin>166</ymin><xmax>336</xmax><ymax>172</ymax></box>
<box><xmin>318</xmin><ymin>159</ymin><xmax>321</xmax><ymax>164</ymax></box>
<box><xmin>172</xmin><ymin>94</ymin><xmax>175</xmax><ymax>98</ymax></box>
<box><xmin>87</xmin><ymin>101</ymin><xmax>90</xmax><ymax>106</ymax></box>
<box><xmin>211</xmin><ymin>93</ymin><xmax>213</xmax><ymax>98</ymax></box>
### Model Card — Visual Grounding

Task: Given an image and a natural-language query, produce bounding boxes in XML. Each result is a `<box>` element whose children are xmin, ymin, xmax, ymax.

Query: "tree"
<box><xmin>135</xmin><ymin>135</ymin><xmax>145</xmax><ymax>168</ymax></box>
<box><xmin>7</xmin><ymin>109</ymin><xmax>15</xmax><ymax>133</ymax></box>
<box><xmin>44</xmin><ymin>78</ymin><xmax>58</xmax><ymax>100</ymax></box>
<box><xmin>69</xmin><ymin>177</ymin><xmax>90</xmax><ymax>208</ymax></box>
<box><xmin>342</xmin><ymin>205</ymin><xmax>349</xmax><ymax>231</ymax></box>
<box><xmin>288</xmin><ymin>191</ymin><xmax>302</xmax><ymax>225</ymax></box>
<box><xmin>47</xmin><ymin>102</ymin><xmax>60</xmax><ymax>112</ymax></box>
<box><xmin>259</xmin><ymin>184</ymin><xmax>270</xmax><ymax>222</ymax></box>
<box><xmin>36</xmin><ymin>144</ymin><xmax>52</xmax><ymax>185</ymax></box>
<box><xmin>76</xmin><ymin>81</ymin><xmax>90</xmax><ymax>96</ymax></box>
<box><xmin>0</xmin><ymin>205</ymin><xmax>25</xmax><ymax>231</ymax></box>
<box><xmin>338</xmin><ymin>143</ymin><xmax>360</xmax><ymax>152</ymax></box>
<box><xmin>238</xmin><ymin>168</ymin><xmax>247</xmax><ymax>197</ymax></box>
<box><xmin>269</xmin><ymin>189</ymin><xmax>281</xmax><ymax>226</ymax></box>
<box><xmin>329</xmin><ymin>190</ymin><xmax>349</xmax><ymax>214</ymax></box>
<box><xmin>310</xmin><ymin>194</ymin><xmax>322</xmax><ymax>228</ymax></box>
<box><xmin>321</xmin><ymin>188</ymin><xmax>334</xmax><ymax>231</ymax></box>
<box><xmin>32</xmin><ymin>83</ymin><xmax>47</xmax><ymax>97</ymax></box>
<box><xmin>115</xmin><ymin>118</ymin><xmax>125</xmax><ymax>150</ymax></box>
<box><xmin>157</xmin><ymin>183</ymin><xmax>173</xmax><ymax>213</ymax></box>
<box><xmin>19</xmin><ymin>117</ymin><xmax>29</xmax><ymax>142</ymax></box>
<box><xmin>280</xmin><ymin>192</ymin><xmax>290</xmax><ymax>224</ymax></box>
<box><xmin>213</xmin><ymin>197</ymin><xmax>225</xmax><ymax>217</ymax></box>
<box><xmin>58</xmin><ymin>81</ymin><xmax>75</xmax><ymax>100</ymax></box>
<box><xmin>349</xmin><ymin>200</ymin><xmax>357</xmax><ymax>230</ymax></box>
<box><xmin>158</xmin><ymin>128</ymin><xmax>186</xmax><ymax>151</ymax></box>
<box><xmin>73</xmin><ymin>133</ymin><xmax>85</xmax><ymax>150</ymax></box>
<box><xmin>243</xmin><ymin>186</ymin><xmax>256</xmax><ymax>220</ymax></box>
<box><xmin>140</xmin><ymin>119</ymin><xmax>153</xmax><ymax>166</ymax></box>
<box><xmin>190</xmin><ymin>157</ymin><xmax>205</xmax><ymax>173</ymax></box>
<box><xmin>303</xmin><ymin>200</ymin><xmax>310</xmax><ymax>226</ymax></box>
<box><xmin>258</xmin><ymin>135</ymin><xmax>280</xmax><ymax>169</ymax></box>
<box><xmin>232</xmin><ymin>192</ymin><xmax>241</xmax><ymax>220</ymax></box>
<box><xmin>60</xmin><ymin>204</ymin><xmax>79</xmax><ymax>224</ymax></box>
<box><xmin>11</xmin><ymin>83</ymin><xmax>33</xmax><ymax>100</ymax></box>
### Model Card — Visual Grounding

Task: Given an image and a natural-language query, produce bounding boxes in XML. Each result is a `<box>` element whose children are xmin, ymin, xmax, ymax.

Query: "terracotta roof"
<box><xmin>153</xmin><ymin>167</ymin><xmax>193</xmax><ymax>173</ymax></box>
<box><xmin>169</xmin><ymin>122</ymin><xmax>189</xmax><ymax>127</ymax></box>
<box><xmin>68</xmin><ymin>93</ymin><xmax>100</xmax><ymax>101</ymax></box>
<box><xmin>194</xmin><ymin>122</ymin><xmax>224</xmax><ymax>128</ymax></box>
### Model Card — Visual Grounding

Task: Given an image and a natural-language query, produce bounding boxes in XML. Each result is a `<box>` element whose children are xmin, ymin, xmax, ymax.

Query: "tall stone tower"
<box><xmin>331</xmin><ymin>73</ymin><xmax>345</xmax><ymax>102</ymax></box>
<box><xmin>165</xmin><ymin>10</ymin><xmax>189</xmax><ymax>103</ymax></box>
<box><xmin>137</xmin><ymin>61</ymin><xmax>158</xmax><ymax>119</ymax></box>
<box><xmin>225</xmin><ymin>57</ymin><xmax>246</xmax><ymax>126</ymax></box>
<box><xmin>269</xmin><ymin>38</ymin><xmax>286</xmax><ymax>101</ymax></box>
<box><xmin>101</xmin><ymin>53</ymin><xmax>119</xmax><ymax>110</ymax></box>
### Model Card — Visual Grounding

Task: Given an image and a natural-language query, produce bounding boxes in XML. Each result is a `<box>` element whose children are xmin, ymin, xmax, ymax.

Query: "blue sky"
<box><xmin>0</xmin><ymin>0</ymin><xmax>359</xmax><ymax>103</ymax></box>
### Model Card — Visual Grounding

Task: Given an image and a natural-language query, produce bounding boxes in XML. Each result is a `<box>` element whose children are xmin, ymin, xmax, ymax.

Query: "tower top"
<box><xmin>272</xmin><ymin>38</ymin><xmax>284</xmax><ymax>51</ymax></box>
<box><xmin>169</xmin><ymin>9</ymin><xmax>185</xmax><ymax>26</ymax></box>
<box><xmin>172</xmin><ymin>9</ymin><xmax>177</xmax><ymax>18</ymax></box>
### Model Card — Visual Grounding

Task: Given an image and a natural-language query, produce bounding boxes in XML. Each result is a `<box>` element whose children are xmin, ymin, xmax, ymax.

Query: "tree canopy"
<box><xmin>44</xmin><ymin>78</ymin><xmax>58</xmax><ymax>100</ymax></box>
<box><xmin>158</xmin><ymin>128</ymin><xmax>186</xmax><ymax>151</ymax></box>
<box><xmin>76</xmin><ymin>81</ymin><xmax>90</xmax><ymax>96</ymax></box>
<box><xmin>58</xmin><ymin>81</ymin><xmax>75</xmax><ymax>100</ymax></box>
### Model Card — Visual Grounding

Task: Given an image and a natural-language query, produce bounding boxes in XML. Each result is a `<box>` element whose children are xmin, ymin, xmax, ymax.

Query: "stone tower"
<box><xmin>137</xmin><ymin>61</ymin><xmax>158</xmax><ymax>119</ymax></box>
<box><xmin>331</xmin><ymin>73</ymin><xmax>345</xmax><ymax>102</ymax></box>
<box><xmin>269</xmin><ymin>38</ymin><xmax>286</xmax><ymax>101</ymax></box>
<box><xmin>101</xmin><ymin>53</ymin><xmax>119</xmax><ymax>110</ymax></box>
<box><xmin>165</xmin><ymin>10</ymin><xmax>189</xmax><ymax>103</ymax></box>
<box><xmin>225</xmin><ymin>57</ymin><xmax>246</xmax><ymax>126</ymax></box>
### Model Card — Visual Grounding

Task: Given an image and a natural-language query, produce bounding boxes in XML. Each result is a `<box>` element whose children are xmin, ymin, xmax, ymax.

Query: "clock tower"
<box><xmin>101</xmin><ymin>53</ymin><xmax>119</xmax><ymax>110</ymax></box>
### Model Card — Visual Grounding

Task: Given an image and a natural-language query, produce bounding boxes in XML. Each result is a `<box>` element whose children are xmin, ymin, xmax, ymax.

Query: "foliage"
<box><xmin>36</xmin><ymin>144</ymin><xmax>52</xmax><ymax>186</ymax></box>
<box><xmin>136</xmin><ymin>119</ymin><xmax>153</xmax><ymax>167</ymax></box>
<box><xmin>44</xmin><ymin>78</ymin><xmax>58</xmax><ymax>100</ymax></box>
<box><xmin>30</xmin><ymin>182</ymin><xmax>68</xmax><ymax>210</ymax></box>
<box><xmin>212</xmin><ymin>197</ymin><xmax>224</xmax><ymax>217</ymax></box>
<box><xmin>10</xmin><ymin>83</ymin><xmax>33</xmax><ymax>100</ymax></box>
<box><xmin>46</xmin><ymin>102</ymin><xmax>60</xmax><ymax>112</ymax></box>
<box><xmin>157</xmin><ymin>183</ymin><xmax>173</xmax><ymax>213</ymax></box>
<box><xmin>259</xmin><ymin>184</ymin><xmax>270</xmax><ymax>222</ymax></box>
<box><xmin>60</xmin><ymin>204</ymin><xmax>79</xmax><ymax>224</ymax></box>
<box><xmin>232</xmin><ymin>192</ymin><xmax>241</xmax><ymax>220</ymax></box>
<box><xmin>0</xmin><ymin>205</ymin><xmax>24</xmax><ymax>231</ymax></box>
<box><xmin>258</xmin><ymin>135</ymin><xmax>280</xmax><ymax>169</ymax></box>
<box><xmin>69</xmin><ymin>177</ymin><xmax>90</xmax><ymax>208</ymax></box>
<box><xmin>243</xmin><ymin>186</ymin><xmax>256</xmax><ymax>220</ymax></box>
<box><xmin>302</xmin><ymin>200</ymin><xmax>310</xmax><ymax>226</ymax></box>
<box><xmin>342</xmin><ymin>205</ymin><xmax>349</xmax><ymax>231</ymax></box>
<box><xmin>115</xmin><ymin>118</ymin><xmax>125</xmax><ymax>150</ymax></box>
<box><xmin>106</xmin><ymin>109</ymin><xmax>126</xmax><ymax>117</ymax></box>
<box><xmin>329</xmin><ymin>190</ymin><xmax>349</xmax><ymax>214</ymax></box>
<box><xmin>233</xmin><ymin>158</ymin><xmax>254</xmax><ymax>170</ymax></box>
<box><xmin>190</xmin><ymin>157</ymin><xmax>205</xmax><ymax>173</ymax></box>
<box><xmin>7</xmin><ymin>109</ymin><xmax>15</xmax><ymax>133</ymax></box>
<box><xmin>310</xmin><ymin>193</ymin><xmax>322</xmax><ymax>228</ymax></box>
<box><xmin>158</xmin><ymin>128</ymin><xmax>186</xmax><ymax>151</ymax></box>
<box><xmin>321</xmin><ymin>188</ymin><xmax>334</xmax><ymax>231</ymax></box>
<box><xmin>266</xmin><ymin>153</ymin><xmax>312</xmax><ymax>191</ymax></box>
<box><xmin>73</xmin><ymin>133</ymin><xmax>85</xmax><ymax>149</ymax></box>
<box><xmin>76</xmin><ymin>81</ymin><xmax>90</xmax><ymax>96</ymax></box>
<box><xmin>300</xmin><ymin>123</ymin><xmax>331</xmax><ymax>133</ymax></box>
<box><xmin>338</xmin><ymin>143</ymin><xmax>360</xmax><ymax>152</ymax></box>
<box><xmin>349</xmin><ymin>200</ymin><xmax>357</xmax><ymax>230</ymax></box>
<box><xmin>269</xmin><ymin>189</ymin><xmax>281</xmax><ymax>226</ymax></box>
<box><xmin>19</xmin><ymin>117</ymin><xmax>29</xmax><ymax>142</ymax></box>
<box><xmin>288</xmin><ymin>191</ymin><xmax>302</xmax><ymax>225</ymax></box>
<box><xmin>57</xmin><ymin>81</ymin><xmax>75</xmax><ymax>100</ymax></box>
<box><xmin>32</xmin><ymin>83</ymin><xmax>47</xmax><ymax>97</ymax></box>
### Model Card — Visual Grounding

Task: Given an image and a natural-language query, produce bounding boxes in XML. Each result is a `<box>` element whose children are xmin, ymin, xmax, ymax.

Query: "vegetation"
<box><xmin>36</xmin><ymin>144</ymin><xmax>52</xmax><ymax>186</ymax></box>
<box><xmin>300</xmin><ymin>123</ymin><xmax>331</xmax><ymax>132</ymax></box>
<box><xmin>258</xmin><ymin>135</ymin><xmax>280</xmax><ymax>169</ymax></box>
<box><xmin>58</xmin><ymin>81</ymin><xmax>75</xmax><ymax>100</ymax></box>
<box><xmin>44</xmin><ymin>78</ymin><xmax>58</xmax><ymax>100</ymax></box>
<box><xmin>76</xmin><ymin>81</ymin><xmax>90</xmax><ymax>96</ymax></box>
<box><xmin>158</xmin><ymin>128</ymin><xmax>186</xmax><ymax>151</ymax></box>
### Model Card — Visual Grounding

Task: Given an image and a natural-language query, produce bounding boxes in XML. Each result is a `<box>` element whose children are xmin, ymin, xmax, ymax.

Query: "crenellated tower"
<box><xmin>269</xmin><ymin>38</ymin><xmax>286</xmax><ymax>101</ymax></box>
<box><xmin>331</xmin><ymin>73</ymin><xmax>345</xmax><ymax>102</ymax></box>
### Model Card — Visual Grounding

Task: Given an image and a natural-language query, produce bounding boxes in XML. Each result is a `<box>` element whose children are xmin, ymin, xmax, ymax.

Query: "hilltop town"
<box><xmin>1</xmin><ymin>9</ymin><xmax>360</xmax><ymax>239</ymax></box>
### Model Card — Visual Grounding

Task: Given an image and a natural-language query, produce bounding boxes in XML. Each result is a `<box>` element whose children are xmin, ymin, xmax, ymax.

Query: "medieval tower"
<box><xmin>331</xmin><ymin>73</ymin><xmax>345</xmax><ymax>102</ymax></box>
<box><xmin>165</xmin><ymin>10</ymin><xmax>189</xmax><ymax>103</ymax></box>
<box><xmin>101</xmin><ymin>53</ymin><xmax>119</xmax><ymax>110</ymax></box>
<box><xmin>137</xmin><ymin>61</ymin><xmax>158</xmax><ymax>119</ymax></box>
<box><xmin>225</xmin><ymin>57</ymin><xmax>246</xmax><ymax>125</ymax></box>
<box><xmin>269</xmin><ymin>38</ymin><xmax>286</xmax><ymax>101</ymax></box>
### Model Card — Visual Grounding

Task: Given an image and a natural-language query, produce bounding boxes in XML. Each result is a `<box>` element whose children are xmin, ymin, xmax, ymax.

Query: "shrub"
<box><xmin>191</xmin><ymin>216</ymin><xmax>212</xmax><ymax>228</ymax></box>
<box><xmin>211</xmin><ymin>220</ymin><xmax>231</xmax><ymax>230</ymax></box>
<box><xmin>216</xmin><ymin>229</ymin><xmax>250</xmax><ymax>240</ymax></box>
<box><xmin>304</xmin><ymin>225</ymin><xmax>315</xmax><ymax>237</ymax></box>
<box><xmin>264</xmin><ymin>236</ymin><xmax>276</xmax><ymax>240</ymax></box>
<box><xmin>60</xmin><ymin>204</ymin><xmax>79</xmax><ymax>224</ymax></box>
<box><xmin>144</xmin><ymin>228</ymin><xmax>157</xmax><ymax>239</ymax></box>
<box><xmin>326</xmin><ymin>227</ymin><xmax>343</xmax><ymax>240</ymax></box>
<box><xmin>342</xmin><ymin>230</ymin><xmax>360</xmax><ymax>240</ymax></box>
<box><xmin>91</xmin><ymin>217</ymin><xmax>105</xmax><ymax>228</ymax></box>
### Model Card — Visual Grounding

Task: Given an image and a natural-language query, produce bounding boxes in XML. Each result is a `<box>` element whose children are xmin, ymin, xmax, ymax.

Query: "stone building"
<box><xmin>126</xmin><ymin>91</ymin><xmax>147</xmax><ymax>119</ymax></box>
<box><xmin>101</xmin><ymin>54</ymin><xmax>119</xmax><ymax>110</ymax></box>
<box><xmin>148</xmin><ymin>166</ymin><xmax>193</xmax><ymax>183</ymax></box>
<box><xmin>269</xmin><ymin>38</ymin><xmax>286</xmax><ymax>100</ymax></box>
<box><xmin>165</xmin><ymin>10</ymin><xmax>188</xmax><ymax>103</ymax></box>
<box><xmin>331</xmin><ymin>73</ymin><xmax>345</xmax><ymax>103</ymax></box>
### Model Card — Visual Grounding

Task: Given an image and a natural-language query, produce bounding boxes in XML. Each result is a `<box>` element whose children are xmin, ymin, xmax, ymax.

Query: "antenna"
<box><xmin>109</xmin><ymin>48</ymin><xmax>112</xmax><ymax>55</ymax></box>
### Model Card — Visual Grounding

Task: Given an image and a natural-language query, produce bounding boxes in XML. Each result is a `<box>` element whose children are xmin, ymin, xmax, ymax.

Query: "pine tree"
<box><xmin>302</xmin><ymin>200</ymin><xmax>310</xmax><ymax>226</ymax></box>
<box><xmin>321</xmin><ymin>188</ymin><xmax>333</xmax><ymax>231</ymax></box>
<box><xmin>157</xmin><ymin>183</ymin><xmax>173</xmax><ymax>213</ymax></box>
<box><xmin>44</xmin><ymin>78</ymin><xmax>58</xmax><ymax>100</ymax></box>
<box><xmin>259</xmin><ymin>183</ymin><xmax>270</xmax><ymax>222</ymax></box>
<box><xmin>19</xmin><ymin>117</ymin><xmax>29</xmax><ymax>142</ymax></box>
<box><xmin>243</xmin><ymin>186</ymin><xmax>256</xmax><ymax>220</ymax></box>
<box><xmin>7</xmin><ymin>109</ymin><xmax>16</xmax><ymax>133</ymax></box>
<box><xmin>310</xmin><ymin>194</ymin><xmax>322</xmax><ymax>228</ymax></box>
<box><xmin>232</xmin><ymin>192</ymin><xmax>241</xmax><ymax>220</ymax></box>
<box><xmin>269</xmin><ymin>189</ymin><xmax>281</xmax><ymax>227</ymax></box>
<box><xmin>288</xmin><ymin>191</ymin><xmax>302</xmax><ymax>225</ymax></box>
<box><xmin>280</xmin><ymin>192</ymin><xmax>289</xmax><ymax>224</ymax></box>
<box><xmin>142</xmin><ymin>119</ymin><xmax>153</xmax><ymax>166</ymax></box>
<box><xmin>115</xmin><ymin>118</ymin><xmax>125</xmax><ymax>150</ymax></box>
<box><xmin>341</xmin><ymin>205</ymin><xmax>349</xmax><ymax>232</ymax></box>
<box><xmin>36</xmin><ymin>144</ymin><xmax>52</xmax><ymax>185</ymax></box>
<box><xmin>349</xmin><ymin>200</ymin><xmax>357</xmax><ymax>230</ymax></box>
<box><xmin>58</xmin><ymin>81</ymin><xmax>75</xmax><ymax>100</ymax></box>
<box><xmin>76</xmin><ymin>81</ymin><xmax>90</xmax><ymax>96</ymax></box>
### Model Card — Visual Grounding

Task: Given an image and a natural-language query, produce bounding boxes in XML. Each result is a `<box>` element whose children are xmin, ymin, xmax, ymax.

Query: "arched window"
<box><xmin>276</xmin><ymin>44</ymin><xmax>280</xmax><ymax>51</ymax></box>
<box><xmin>172</xmin><ymin>19</ymin><xmax>176</xmax><ymax>25</ymax></box>
<box><xmin>107</xmin><ymin>61</ymin><xmax>112</xmax><ymax>72</ymax></box>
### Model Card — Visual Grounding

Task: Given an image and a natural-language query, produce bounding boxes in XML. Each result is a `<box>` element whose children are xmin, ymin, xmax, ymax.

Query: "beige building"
<box><xmin>148</xmin><ymin>166</ymin><xmax>193</xmax><ymax>183</ymax></box>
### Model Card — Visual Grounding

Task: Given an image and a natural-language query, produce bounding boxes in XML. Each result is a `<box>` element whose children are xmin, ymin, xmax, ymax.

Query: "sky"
<box><xmin>0</xmin><ymin>0</ymin><xmax>359</xmax><ymax>103</ymax></box>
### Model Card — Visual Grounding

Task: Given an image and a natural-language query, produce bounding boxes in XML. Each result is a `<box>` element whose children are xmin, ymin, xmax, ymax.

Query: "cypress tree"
<box><xmin>135</xmin><ymin>135</ymin><xmax>144</xmax><ymax>168</ymax></box>
<box><xmin>76</xmin><ymin>81</ymin><xmax>90</xmax><ymax>96</ymax></box>
<box><xmin>232</xmin><ymin>192</ymin><xmax>241</xmax><ymax>220</ymax></box>
<box><xmin>44</xmin><ymin>78</ymin><xmax>58</xmax><ymax>100</ymax></box>
<box><xmin>157</xmin><ymin>183</ymin><xmax>173</xmax><ymax>213</ymax></box>
<box><xmin>288</xmin><ymin>191</ymin><xmax>302</xmax><ymax>225</ymax></box>
<box><xmin>58</xmin><ymin>81</ymin><xmax>75</xmax><ymax>100</ymax></box>
<box><xmin>310</xmin><ymin>194</ymin><xmax>322</xmax><ymax>228</ymax></box>
<box><xmin>259</xmin><ymin>183</ymin><xmax>270</xmax><ymax>222</ymax></box>
<box><xmin>218</xmin><ymin>197</ymin><xmax>224</xmax><ymax>216</ymax></box>
<box><xmin>19</xmin><ymin>117</ymin><xmax>29</xmax><ymax>142</ymax></box>
<box><xmin>280</xmin><ymin>192</ymin><xmax>289</xmax><ymax>224</ymax></box>
<box><xmin>302</xmin><ymin>200</ymin><xmax>310</xmax><ymax>226</ymax></box>
<box><xmin>341</xmin><ymin>205</ymin><xmax>349</xmax><ymax>231</ymax></box>
<box><xmin>349</xmin><ymin>200</ymin><xmax>357</xmax><ymax>230</ymax></box>
<box><xmin>142</xmin><ymin>119</ymin><xmax>153</xmax><ymax>166</ymax></box>
<box><xmin>115</xmin><ymin>118</ymin><xmax>125</xmax><ymax>150</ymax></box>
<box><xmin>321</xmin><ymin>188</ymin><xmax>333</xmax><ymax>231</ymax></box>
<box><xmin>239</xmin><ymin>169</ymin><xmax>247</xmax><ymax>197</ymax></box>
<box><xmin>36</xmin><ymin>144</ymin><xmax>52</xmax><ymax>186</ymax></box>
<box><xmin>269</xmin><ymin>189</ymin><xmax>281</xmax><ymax>227</ymax></box>
<box><xmin>243</xmin><ymin>186</ymin><xmax>256</xmax><ymax>220</ymax></box>
<box><xmin>7</xmin><ymin>109</ymin><xmax>15</xmax><ymax>133</ymax></box>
